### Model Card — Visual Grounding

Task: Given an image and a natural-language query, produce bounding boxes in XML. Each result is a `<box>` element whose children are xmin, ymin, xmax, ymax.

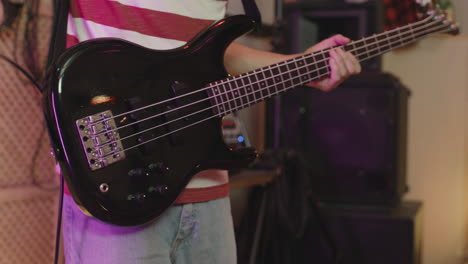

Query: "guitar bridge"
<box><xmin>76</xmin><ymin>110</ymin><xmax>126</xmax><ymax>170</ymax></box>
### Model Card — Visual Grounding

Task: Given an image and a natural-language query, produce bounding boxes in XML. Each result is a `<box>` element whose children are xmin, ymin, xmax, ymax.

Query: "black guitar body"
<box><xmin>43</xmin><ymin>16</ymin><xmax>258</xmax><ymax>226</ymax></box>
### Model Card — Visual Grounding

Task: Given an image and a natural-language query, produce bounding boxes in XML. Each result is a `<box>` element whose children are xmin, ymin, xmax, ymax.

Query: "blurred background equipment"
<box><xmin>307</xmin><ymin>201</ymin><xmax>422</xmax><ymax>264</ymax></box>
<box><xmin>238</xmin><ymin>0</ymin><xmax>428</xmax><ymax>263</ymax></box>
<box><xmin>222</xmin><ymin>113</ymin><xmax>251</xmax><ymax>149</ymax></box>
<box><xmin>275</xmin><ymin>72</ymin><xmax>410</xmax><ymax>205</ymax></box>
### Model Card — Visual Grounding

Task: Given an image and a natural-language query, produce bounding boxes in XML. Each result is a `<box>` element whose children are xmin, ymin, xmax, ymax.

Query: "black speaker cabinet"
<box><xmin>308</xmin><ymin>201</ymin><xmax>422</xmax><ymax>264</ymax></box>
<box><xmin>267</xmin><ymin>72</ymin><xmax>409</xmax><ymax>205</ymax></box>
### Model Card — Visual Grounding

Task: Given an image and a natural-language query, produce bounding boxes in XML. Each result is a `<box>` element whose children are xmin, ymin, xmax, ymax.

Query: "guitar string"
<box><xmin>90</xmin><ymin>13</ymin><xmax>437</xmax><ymax>126</ymax></box>
<box><xmin>176</xmin><ymin>15</ymin><xmax>446</xmax><ymax>116</ymax></box>
<box><xmin>205</xmin><ymin>12</ymin><xmax>436</xmax><ymax>97</ymax></box>
<box><xmin>94</xmin><ymin>15</ymin><xmax>446</xmax><ymax>143</ymax></box>
<box><xmin>95</xmin><ymin>21</ymin><xmax>452</xmax><ymax>158</ymax></box>
<box><xmin>91</xmin><ymin>16</ymin><xmax>445</xmax><ymax>142</ymax></box>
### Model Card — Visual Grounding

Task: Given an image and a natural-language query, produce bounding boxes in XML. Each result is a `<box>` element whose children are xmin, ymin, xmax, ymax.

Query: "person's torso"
<box><xmin>65</xmin><ymin>0</ymin><xmax>231</xmax><ymax>203</ymax></box>
<box><xmin>67</xmin><ymin>0</ymin><xmax>228</xmax><ymax>49</ymax></box>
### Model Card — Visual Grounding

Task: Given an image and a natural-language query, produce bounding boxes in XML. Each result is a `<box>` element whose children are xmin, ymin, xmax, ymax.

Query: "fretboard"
<box><xmin>208</xmin><ymin>11</ymin><xmax>456</xmax><ymax>116</ymax></box>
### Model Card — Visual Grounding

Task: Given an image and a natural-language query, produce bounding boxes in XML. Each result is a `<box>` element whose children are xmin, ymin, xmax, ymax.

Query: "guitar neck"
<box><xmin>208</xmin><ymin>11</ymin><xmax>456</xmax><ymax>116</ymax></box>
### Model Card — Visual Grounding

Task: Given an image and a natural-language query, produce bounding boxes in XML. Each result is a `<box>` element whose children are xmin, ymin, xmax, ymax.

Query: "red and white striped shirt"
<box><xmin>65</xmin><ymin>0</ymin><xmax>231</xmax><ymax>204</ymax></box>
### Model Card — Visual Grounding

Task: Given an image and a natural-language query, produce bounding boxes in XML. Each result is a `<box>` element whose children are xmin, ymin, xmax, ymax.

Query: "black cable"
<box><xmin>30</xmin><ymin>123</ymin><xmax>60</xmax><ymax>191</ymax></box>
<box><xmin>23</xmin><ymin>0</ymin><xmax>41</xmax><ymax>81</ymax></box>
<box><xmin>0</xmin><ymin>50</ymin><xmax>50</xmax><ymax>193</ymax></box>
<box><xmin>249</xmin><ymin>150</ymin><xmax>342</xmax><ymax>264</ymax></box>
<box><xmin>0</xmin><ymin>53</ymin><xmax>42</xmax><ymax>91</ymax></box>
<box><xmin>8</xmin><ymin>0</ymin><xmax>41</xmax><ymax>83</ymax></box>
<box><xmin>47</xmin><ymin>0</ymin><xmax>68</xmax><ymax>69</ymax></box>
<box><xmin>273</xmin><ymin>150</ymin><xmax>310</xmax><ymax>239</ymax></box>
<box><xmin>47</xmin><ymin>0</ymin><xmax>70</xmax><ymax>264</ymax></box>
<box><xmin>309</xmin><ymin>196</ymin><xmax>342</xmax><ymax>264</ymax></box>
<box><xmin>49</xmin><ymin>1</ymin><xmax>69</xmax><ymax>263</ymax></box>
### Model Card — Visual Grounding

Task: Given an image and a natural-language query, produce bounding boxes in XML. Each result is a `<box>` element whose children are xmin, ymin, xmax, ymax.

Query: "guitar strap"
<box><xmin>45</xmin><ymin>0</ymin><xmax>261</xmax><ymax>73</ymax></box>
<box><xmin>46</xmin><ymin>0</ymin><xmax>70</xmax><ymax>70</ymax></box>
<box><xmin>241</xmin><ymin>0</ymin><xmax>262</xmax><ymax>25</ymax></box>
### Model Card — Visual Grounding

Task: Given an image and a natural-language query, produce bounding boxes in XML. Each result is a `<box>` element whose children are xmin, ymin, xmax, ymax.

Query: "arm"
<box><xmin>224</xmin><ymin>34</ymin><xmax>361</xmax><ymax>92</ymax></box>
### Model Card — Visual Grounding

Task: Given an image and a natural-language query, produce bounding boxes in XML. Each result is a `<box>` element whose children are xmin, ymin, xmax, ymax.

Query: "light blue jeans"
<box><xmin>62</xmin><ymin>195</ymin><xmax>237</xmax><ymax>264</ymax></box>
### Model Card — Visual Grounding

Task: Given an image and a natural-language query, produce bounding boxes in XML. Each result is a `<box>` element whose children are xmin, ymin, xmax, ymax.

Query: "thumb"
<box><xmin>308</xmin><ymin>34</ymin><xmax>350</xmax><ymax>52</ymax></box>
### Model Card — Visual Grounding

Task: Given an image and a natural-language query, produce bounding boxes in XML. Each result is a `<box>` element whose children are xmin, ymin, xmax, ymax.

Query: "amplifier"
<box><xmin>268</xmin><ymin>72</ymin><xmax>410</xmax><ymax>205</ymax></box>
<box><xmin>307</xmin><ymin>201</ymin><xmax>422</xmax><ymax>264</ymax></box>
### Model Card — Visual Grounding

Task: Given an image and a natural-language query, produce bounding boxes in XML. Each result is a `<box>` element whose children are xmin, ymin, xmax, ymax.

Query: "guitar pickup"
<box><xmin>76</xmin><ymin>110</ymin><xmax>126</xmax><ymax>170</ymax></box>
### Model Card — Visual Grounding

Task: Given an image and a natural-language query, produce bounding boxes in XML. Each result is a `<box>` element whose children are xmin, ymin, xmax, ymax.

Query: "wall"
<box><xmin>452</xmin><ymin>0</ymin><xmax>468</xmax><ymax>34</ymax></box>
<box><xmin>383</xmin><ymin>34</ymin><xmax>468</xmax><ymax>264</ymax></box>
<box><xmin>383</xmin><ymin>4</ymin><xmax>468</xmax><ymax>263</ymax></box>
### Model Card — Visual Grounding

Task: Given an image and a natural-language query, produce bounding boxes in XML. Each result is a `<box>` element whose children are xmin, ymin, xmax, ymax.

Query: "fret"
<box><xmin>231</xmin><ymin>78</ymin><xmax>244</xmax><ymax>109</ymax></box>
<box><xmin>408</xmin><ymin>23</ymin><xmax>416</xmax><ymax>41</ymax></box>
<box><xmin>279</xmin><ymin>63</ymin><xmax>289</xmax><ymax>77</ymax></box>
<box><xmin>291</xmin><ymin>60</ymin><xmax>303</xmax><ymax>87</ymax></box>
<box><xmin>248</xmin><ymin>74</ymin><xmax>259</xmax><ymax>104</ymax></box>
<box><xmin>217</xmin><ymin>82</ymin><xmax>231</xmax><ymax>114</ymax></box>
<box><xmin>242</xmin><ymin>77</ymin><xmax>251</xmax><ymax>107</ymax></box>
<box><xmin>413</xmin><ymin>22</ymin><xmax>431</xmax><ymax>37</ymax></box>
<box><xmin>313</xmin><ymin>51</ymin><xmax>328</xmax><ymax>77</ymax></box>
<box><xmin>256</xmin><ymin>69</ymin><xmax>269</xmax><ymax>99</ymax></box>
<box><xmin>343</xmin><ymin>41</ymin><xmax>355</xmax><ymax>53</ymax></box>
<box><xmin>399</xmin><ymin>27</ymin><xmax>414</xmax><ymax>43</ymax></box>
<box><xmin>283</xmin><ymin>72</ymin><xmax>292</xmax><ymax>90</ymax></box>
<box><xmin>385</xmin><ymin>31</ymin><xmax>396</xmax><ymax>49</ymax></box>
<box><xmin>291</xmin><ymin>75</ymin><xmax>302</xmax><ymax>87</ymax></box>
<box><xmin>282</xmin><ymin>61</ymin><xmax>293</xmax><ymax>88</ymax></box>
<box><xmin>296</xmin><ymin>57</ymin><xmax>310</xmax><ymax>83</ymax></box>
<box><xmin>387</xmin><ymin>30</ymin><xmax>400</xmax><ymax>49</ymax></box>
<box><xmin>264</xmin><ymin>66</ymin><xmax>276</xmax><ymax>95</ymax></box>
<box><xmin>376</xmin><ymin>33</ymin><xmax>391</xmax><ymax>54</ymax></box>
<box><xmin>291</xmin><ymin>59</ymin><xmax>305</xmax><ymax>85</ymax></box>
<box><xmin>362</xmin><ymin>38</ymin><xmax>372</xmax><ymax>59</ymax></box>
<box><xmin>237</xmin><ymin>77</ymin><xmax>253</xmax><ymax>106</ymax></box>
<box><xmin>229</xmin><ymin>78</ymin><xmax>243</xmax><ymax>109</ymax></box>
<box><xmin>248</xmin><ymin>73</ymin><xmax>262</xmax><ymax>101</ymax></box>
<box><xmin>208</xmin><ymin>85</ymin><xmax>222</xmax><ymax>116</ymax></box>
<box><xmin>221</xmin><ymin>82</ymin><xmax>235</xmax><ymax>111</ymax></box>
<box><xmin>271</xmin><ymin>66</ymin><xmax>285</xmax><ymax>93</ymax></box>
<box><xmin>226</xmin><ymin>79</ymin><xmax>238</xmax><ymax>111</ymax></box>
<box><xmin>252</xmin><ymin>70</ymin><xmax>263</xmax><ymax>99</ymax></box>
<box><xmin>367</xmin><ymin>35</ymin><xmax>380</xmax><ymax>58</ymax></box>
<box><xmin>290</xmin><ymin>58</ymin><xmax>301</xmax><ymax>79</ymax></box>
<box><xmin>396</xmin><ymin>28</ymin><xmax>404</xmax><ymax>46</ymax></box>
<box><xmin>239</xmin><ymin>76</ymin><xmax>249</xmax><ymax>107</ymax></box>
<box><xmin>213</xmin><ymin>83</ymin><xmax>224</xmax><ymax>115</ymax></box>
<box><xmin>353</xmin><ymin>41</ymin><xmax>368</xmax><ymax>61</ymax></box>
<box><xmin>239</xmin><ymin>75</ymin><xmax>250</xmax><ymax>105</ymax></box>
<box><xmin>304</xmin><ymin>55</ymin><xmax>319</xmax><ymax>81</ymax></box>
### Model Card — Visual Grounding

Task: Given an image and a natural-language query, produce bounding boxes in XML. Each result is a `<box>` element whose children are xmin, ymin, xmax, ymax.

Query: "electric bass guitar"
<box><xmin>43</xmin><ymin>9</ymin><xmax>457</xmax><ymax>226</ymax></box>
